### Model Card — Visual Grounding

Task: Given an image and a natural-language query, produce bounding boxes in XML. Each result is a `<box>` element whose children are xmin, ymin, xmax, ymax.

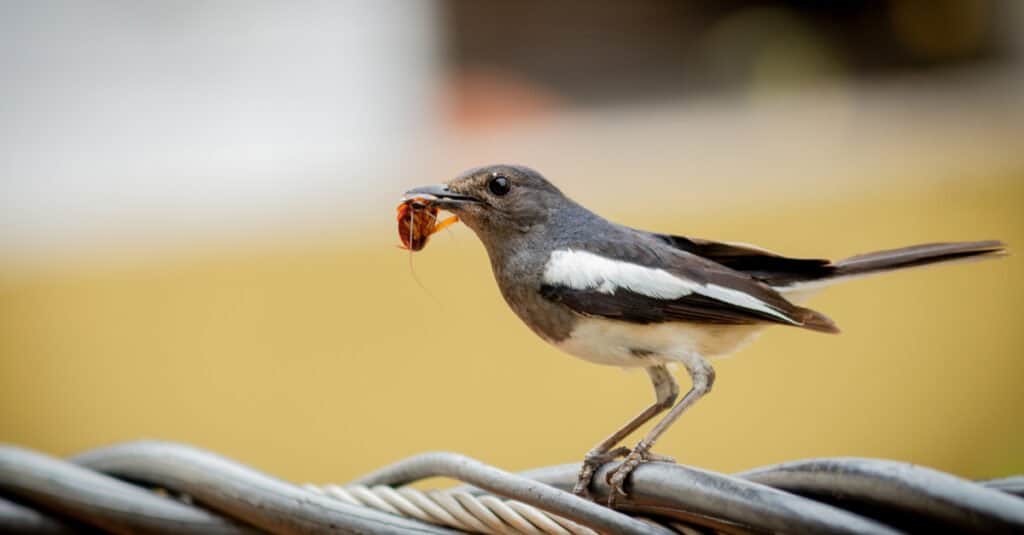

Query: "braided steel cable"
<box><xmin>2</xmin><ymin>440</ymin><xmax>1023</xmax><ymax>534</ymax></box>
<box><xmin>414</xmin><ymin>461</ymin><xmax>901</xmax><ymax>535</ymax></box>
<box><xmin>350</xmin><ymin>451</ymin><xmax>674</xmax><ymax>535</ymax></box>
<box><xmin>304</xmin><ymin>484</ymin><xmax>597</xmax><ymax>535</ymax></box>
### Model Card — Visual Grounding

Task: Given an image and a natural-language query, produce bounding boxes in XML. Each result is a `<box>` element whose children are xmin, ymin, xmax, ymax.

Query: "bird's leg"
<box><xmin>606</xmin><ymin>354</ymin><xmax>715</xmax><ymax>507</ymax></box>
<box><xmin>573</xmin><ymin>365</ymin><xmax>678</xmax><ymax>499</ymax></box>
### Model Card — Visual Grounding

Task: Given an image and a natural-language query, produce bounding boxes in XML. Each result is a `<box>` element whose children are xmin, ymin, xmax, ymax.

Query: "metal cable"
<box><xmin>3</xmin><ymin>441</ymin><xmax>1023</xmax><ymax>534</ymax></box>
<box><xmin>0</xmin><ymin>445</ymin><xmax>257</xmax><ymax>535</ymax></box>
<box><xmin>304</xmin><ymin>484</ymin><xmax>597</xmax><ymax>535</ymax></box>
<box><xmin>469</xmin><ymin>462</ymin><xmax>901</xmax><ymax>535</ymax></box>
<box><xmin>351</xmin><ymin>451</ymin><xmax>674</xmax><ymax>535</ymax></box>
<box><xmin>739</xmin><ymin>457</ymin><xmax>1024</xmax><ymax>534</ymax></box>
<box><xmin>71</xmin><ymin>441</ymin><xmax>460</xmax><ymax>534</ymax></box>
<box><xmin>0</xmin><ymin>495</ymin><xmax>98</xmax><ymax>535</ymax></box>
<box><xmin>984</xmin><ymin>476</ymin><xmax>1024</xmax><ymax>498</ymax></box>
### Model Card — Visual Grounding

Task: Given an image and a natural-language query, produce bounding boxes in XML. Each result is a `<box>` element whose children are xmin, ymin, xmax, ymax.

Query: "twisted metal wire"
<box><xmin>304</xmin><ymin>484</ymin><xmax>598</xmax><ymax>535</ymax></box>
<box><xmin>348</xmin><ymin>451</ymin><xmax>672</xmax><ymax>535</ymax></box>
<box><xmin>1</xmin><ymin>440</ymin><xmax>1023</xmax><ymax>534</ymax></box>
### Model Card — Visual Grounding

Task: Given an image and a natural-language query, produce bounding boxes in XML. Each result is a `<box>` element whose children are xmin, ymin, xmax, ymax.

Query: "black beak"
<box><xmin>403</xmin><ymin>184</ymin><xmax>481</xmax><ymax>209</ymax></box>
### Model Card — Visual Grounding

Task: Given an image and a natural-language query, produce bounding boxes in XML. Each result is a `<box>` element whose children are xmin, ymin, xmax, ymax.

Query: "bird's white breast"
<box><xmin>555</xmin><ymin>317</ymin><xmax>766</xmax><ymax>367</ymax></box>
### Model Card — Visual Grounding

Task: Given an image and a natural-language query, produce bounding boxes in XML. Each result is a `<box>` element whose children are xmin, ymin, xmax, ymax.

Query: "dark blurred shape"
<box><xmin>442</xmin><ymin>0</ymin><xmax>1015</xmax><ymax>107</ymax></box>
<box><xmin>889</xmin><ymin>0</ymin><xmax>993</xmax><ymax>62</ymax></box>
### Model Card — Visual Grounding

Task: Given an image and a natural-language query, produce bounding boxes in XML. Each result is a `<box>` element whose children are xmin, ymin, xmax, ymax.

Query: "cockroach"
<box><xmin>397</xmin><ymin>195</ymin><xmax>459</xmax><ymax>251</ymax></box>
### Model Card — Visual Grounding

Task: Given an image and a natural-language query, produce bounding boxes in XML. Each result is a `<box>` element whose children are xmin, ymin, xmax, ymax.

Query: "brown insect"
<box><xmin>397</xmin><ymin>195</ymin><xmax>459</xmax><ymax>251</ymax></box>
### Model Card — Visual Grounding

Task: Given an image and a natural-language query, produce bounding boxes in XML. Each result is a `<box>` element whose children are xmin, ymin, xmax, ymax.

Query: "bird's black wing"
<box><xmin>541</xmin><ymin>284</ymin><xmax>804</xmax><ymax>325</ymax></box>
<box><xmin>652</xmin><ymin>233</ymin><xmax>836</xmax><ymax>286</ymax></box>
<box><xmin>540</xmin><ymin>236</ymin><xmax>838</xmax><ymax>333</ymax></box>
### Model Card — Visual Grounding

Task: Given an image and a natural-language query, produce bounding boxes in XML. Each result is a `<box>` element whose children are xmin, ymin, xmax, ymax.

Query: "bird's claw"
<box><xmin>572</xmin><ymin>446</ymin><xmax>631</xmax><ymax>499</ymax></box>
<box><xmin>605</xmin><ymin>445</ymin><xmax>671</xmax><ymax>508</ymax></box>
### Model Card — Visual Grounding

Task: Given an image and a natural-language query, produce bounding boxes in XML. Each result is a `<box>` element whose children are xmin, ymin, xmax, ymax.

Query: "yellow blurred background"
<box><xmin>2</xmin><ymin>1</ymin><xmax>1023</xmax><ymax>485</ymax></box>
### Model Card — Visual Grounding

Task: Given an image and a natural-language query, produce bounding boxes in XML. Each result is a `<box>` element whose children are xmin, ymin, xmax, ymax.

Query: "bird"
<box><xmin>403</xmin><ymin>164</ymin><xmax>1006</xmax><ymax>506</ymax></box>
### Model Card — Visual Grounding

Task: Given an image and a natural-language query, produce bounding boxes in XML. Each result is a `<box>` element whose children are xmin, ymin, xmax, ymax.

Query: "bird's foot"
<box><xmin>605</xmin><ymin>443</ymin><xmax>673</xmax><ymax>508</ymax></box>
<box><xmin>572</xmin><ymin>446</ymin><xmax>631</xmax><ymax>499</ymax></box>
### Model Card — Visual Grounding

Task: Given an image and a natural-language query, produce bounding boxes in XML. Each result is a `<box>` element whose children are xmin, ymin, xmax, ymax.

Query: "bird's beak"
<box><xmin>402</xmin><ymin>184</ymin><xmax>482</xmax><ymax>210</ymax></box>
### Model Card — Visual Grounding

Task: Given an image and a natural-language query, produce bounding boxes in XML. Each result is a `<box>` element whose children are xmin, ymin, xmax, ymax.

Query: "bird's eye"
<box><xmin>488</xmin><ymin>175</ymin><xmax>511</xmax><ymax>196</ymax></box>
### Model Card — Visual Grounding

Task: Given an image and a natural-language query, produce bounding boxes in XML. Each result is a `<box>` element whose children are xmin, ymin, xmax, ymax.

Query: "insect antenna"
<box><xmin>405</xmin><ymin>205</ymin><xmax>443</xmax><ymax>307</ymax></box>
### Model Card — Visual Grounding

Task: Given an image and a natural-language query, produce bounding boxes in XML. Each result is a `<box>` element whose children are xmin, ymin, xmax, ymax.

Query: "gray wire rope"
<box><xmin>351</xmin><ymin>451</ymin><xmax>674</xmax><ymax>535</ymax></box>
<box><xmin>983</xmin><ymin>476</ymin><xmax>1024</xmax><ymax>498</ymax></box>
<box><xmin>509</xmin><ymin>462</ymin><xmax>901</xmax><ymax>535</ymax></box>
<box><xmin>304</xmin><ymin>484</ymin><xmax>598</xmax><ymax>535</ymax></box>
<box><xmin>0</xmin><ymin>494</ymin><xmax>97</xmax><ymax>534</ymax></box>
<box><xmin>71</xmin><ymin>441</ymin><xmax>460</xmax><ymax>535</ymax></box>
<box><xmin>739</xmin><ymin>457</ymin><xmax>1024</xmax><ymax>534</ymax></box>
<box><xmin>3</xmin><ymin>440</ymin><xmax>1024</xmax><ymax>534</ymax></box>
<box><xmin>0</xmin><ymin>445</ymin><xmax>256</xmax><ymax>535</ymax></box>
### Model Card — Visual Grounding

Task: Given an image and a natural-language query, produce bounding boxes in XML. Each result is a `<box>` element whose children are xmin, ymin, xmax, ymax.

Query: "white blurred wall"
<box><xmin>0</xmin><ymin>1</ymin><xmax>441</xmax><ymax>255</ymax></box>
<box><xmin>2</xmin><ymin>1</ymin><xmax>1021</xmax><ymax>263</ymax></box>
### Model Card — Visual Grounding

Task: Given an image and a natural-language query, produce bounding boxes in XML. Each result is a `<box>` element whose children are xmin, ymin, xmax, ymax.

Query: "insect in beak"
<box><xmin>396</xmin><ymin>194</ymin><xmax>459</xmax><ymax>251</ymax></box>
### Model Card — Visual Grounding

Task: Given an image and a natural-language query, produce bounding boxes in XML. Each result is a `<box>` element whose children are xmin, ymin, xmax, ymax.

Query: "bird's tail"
<box><xmin>777</xmin><ymin>241</ymin><xmax>1005</xmax><ymax>332</ymax></box>
<box><xmin>831</xmin><ymin>240</ymin><xmax>1006</xmax><ymax>279</ymax></box>
<box><xmin>774</xmin><ymin>240</ymin><xmax>1006</xmax><ymax>299</ymax></box>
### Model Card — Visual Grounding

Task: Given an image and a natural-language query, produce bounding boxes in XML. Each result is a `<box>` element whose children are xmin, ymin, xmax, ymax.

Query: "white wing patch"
<box><xmin>543</xmin><ymin>249</ymin><xmax>693</xmax><ymax>299</ymax></box>
<box><xmin>542</xmin><ymin>249</ymin><xmax>796</xmax><ymax>323</ymax></box>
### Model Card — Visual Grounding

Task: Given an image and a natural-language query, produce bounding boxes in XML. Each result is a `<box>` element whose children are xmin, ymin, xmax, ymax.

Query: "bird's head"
<box><xmin>404</xmin><ymin>165</ymin><xmax>566</xmax><ymax>242</ymax></box>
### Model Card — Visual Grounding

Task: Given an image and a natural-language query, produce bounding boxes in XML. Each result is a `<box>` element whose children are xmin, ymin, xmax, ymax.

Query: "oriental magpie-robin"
<box><xmin>404</xmin><ymin>164</ymin><xmax>1005</xmax><ymax>505</ymax></box>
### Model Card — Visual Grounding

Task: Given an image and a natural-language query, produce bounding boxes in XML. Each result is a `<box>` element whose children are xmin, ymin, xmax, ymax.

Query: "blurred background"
<box><xmin>1</xmin><ymin>0</ymin><xmax>1022</xmax><ymax>485</ymax></box>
